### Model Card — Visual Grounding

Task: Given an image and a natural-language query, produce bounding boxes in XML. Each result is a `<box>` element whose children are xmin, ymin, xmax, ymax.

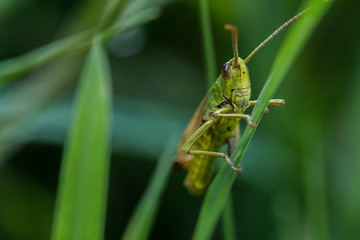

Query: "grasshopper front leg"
<box><xmin>249</xmin><ymin>99</ymin><xmax>285</xmax><ymax>114</ymax></box>
<box><xmin>212</xmin><ymin>110</ymin><xmax>256</xmax><ymax>128</ymax></box>
<box><xmin>249</xmin><ymin>99</ymin><xmax>285</xmax><ymax>107</ymax></box>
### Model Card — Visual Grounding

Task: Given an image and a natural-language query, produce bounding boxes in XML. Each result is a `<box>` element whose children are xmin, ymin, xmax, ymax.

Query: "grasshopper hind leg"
<box><xmin>224</xmin><ymin>124</ymin><xmax>243</xmax><ymax>173</ymax></box>
<box><xmin>182</xmin><ymin>117</ymin><xmax>243</xmax><ymax>174</ymax></box>
<box><xmin>186</xmin><ymin>149</ymin><xmax>242</xmax><ymax>174</ymax></box>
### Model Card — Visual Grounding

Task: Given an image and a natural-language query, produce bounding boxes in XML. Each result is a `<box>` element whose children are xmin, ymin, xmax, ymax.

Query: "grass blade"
<box><xmin>98</xmin><ymin>0</ymin><xmax>125</xmax><ymax>30</ymax></box>
<box><xmin>339</xmin><ymin>45</ymin><xmax>360</xmax><ymax>238</ymax></box>
<box><xmin>301</xmin><ymin>116</ymin><xmax>328</xmax><ymax>240</ymax></box>
<box><xmin>0</xmin><ymin>31</ymin><xmax>92</xmax><ymax>83</ymax></box>
<box><xmin>0</xmin><ymin>0</ymin><xmax>29</xmax><ymax>19</ymax></box>
<box><xmin>121</xmin><ymin>133</ymin><xmax>179</xmax><ymax>240</ymax></box>
<box><xmin>199</xmin><ymin>0</ymin><xmax>217</xmax><ymax>86</ymax></box>
<box><xmin>221</xmin><ymin>195</ymin><xmax>236</xmax><ymax>240</ymax></box>
<box><xmin>51</xmin><ymin>36</ymin><xmax>112</xmax><ymax>240</ymax></box>
<box><xmin>0</xmin><ymin>4</ymin><xmax>160</xmax><ymax>84</ymax></box>
<box><xmin>193</xmin><ymin>1</ymin><xmax>332</xmax><ymax>239</ymax></box>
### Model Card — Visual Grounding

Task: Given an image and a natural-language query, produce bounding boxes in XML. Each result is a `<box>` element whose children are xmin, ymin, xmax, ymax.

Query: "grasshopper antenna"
<box><xmin>224</xmin><ymin>24</ymin><xmax>239</xmax><ymax>67</ymax></box>
<box><xmin>244</xmin><ymin>9</ymin><xmax>308</xmax><ymax>64</ymax></box>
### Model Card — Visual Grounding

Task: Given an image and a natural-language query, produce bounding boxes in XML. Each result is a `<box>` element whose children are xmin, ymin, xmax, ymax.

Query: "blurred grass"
<box><xmin>338</xmin><ymin>45</ymin><xmax>360</xmax><ymax>240</ymax></box>
<box><xmin>98</xmin><ymin>0</ymin><xmax>126</xmax><ymax>30</ymax></box>
<box><xmin>221</xmin><ymin>196</ymin><xmax>236</xmax><ymax>240</ymax></box>
<box><xmin>0</xmin><ymin>30</ymin><xmax>92</xmax><ymax>83</ymax></box>
<box><xmin>193</xmin><ymin>1</ymin><xmax>333</xmax><ymax>239</ymax></box>
<box><xmin>0</xmin><ymin>5</ymin><xmax>160</xmax><ymax>84</ymax></box>
<box><xmin>51</xmin><ymin>36</ymin><xmax>112</xmax><ymax>240</ymax></box>
<box><xmin>0</xmin><ymin>168</ymin><xmax>54</xmax><ymax>240</ymax></box>
<box><xmin>0</xmin><ymin>0</ymin><xmax>164</xmax><ymax>165</ymax></box>
<box><xmin>301</xmin><ymin>115</ymin><xmax>328</xmax><ymax>240</ymax></box>
<box><xmin>199</xmin><ymin>0</ymin><xmax>217</xmax><ymax>84</ymax></box>
<box><xmin>0</xmin><ymin>0</ymin><xmax>31</xmax><ymax>20</ymax></box>
<box><xmin>121</xmin><ymin>133</ymin><xmax>178</xmax><ymax>240</ymax></box>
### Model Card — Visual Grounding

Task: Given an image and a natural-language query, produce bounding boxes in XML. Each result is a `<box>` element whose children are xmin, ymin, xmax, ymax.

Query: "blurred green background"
<box><xmin>0</xmin><ymin>0</ymin><xmax>359</xmax><ymax>239</ymax></box>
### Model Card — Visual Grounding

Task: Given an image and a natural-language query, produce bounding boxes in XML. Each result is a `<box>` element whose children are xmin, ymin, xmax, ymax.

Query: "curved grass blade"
<box><xmin>121</xmin><ymin>133</ymin><xmax>179</xmax><ymax>240</ymax></box>
<box><xmin>0</xmin><ymin>3</ymin><xmax>161</xmax><ymax>165</ymax></box>
<box><xmin>0</xmin><ymin>31</ymin><xmax>93</xmax><ymax>83</ymax></box>
<box><xmin>98</xmin><ymin>0</ymin><xmax>125</xmax><ymax>30</ymax></box>
<box><xmin>0</xmin><ymin>4</ymin><xmax>160</xmax><ymax>84</ymax></box>
<box><xmin>0</xmin><ymin>6</ymin><xmax>161</xmax><ymax>168</ymax></box>
<box><xmin>0</xmin><ymin>0</ymin><xmax>29</xmax><ymax>19</ymax></box>
<box><xmin>193</xmin><ymin>1</ymin><xmax>333</xmax><ymax>239</ymax></box>
<box><xmin>51</xmin><ymin>36</ymin><xmax>112</xmax><ymax>240</ymax></box>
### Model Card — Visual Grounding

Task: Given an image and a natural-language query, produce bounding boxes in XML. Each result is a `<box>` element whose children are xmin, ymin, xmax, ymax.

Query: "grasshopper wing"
<box><xmin>174</xmin><ymin>95</ymin><xmax>209</xmax><ymax>170</ymax></box>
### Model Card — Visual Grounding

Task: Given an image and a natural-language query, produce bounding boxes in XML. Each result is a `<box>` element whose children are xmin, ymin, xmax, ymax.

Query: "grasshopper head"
<box><xmin>221</xmin><ymin>57</ymin><xmax>250</xmax><ymax>91</ymax></box>
<box><xmin>221</xmin><ymin>25</ymin><xmax>251</xmax><ymax>111</ymax></box>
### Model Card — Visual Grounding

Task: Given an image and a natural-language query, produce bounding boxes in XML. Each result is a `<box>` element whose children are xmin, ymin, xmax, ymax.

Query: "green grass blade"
<box><xmin>102</xmin><ymin>7</ymin><xmax>160</xmax><ymax>42</ymax></box>
<box><xmin>340</xmin><ymin>45</ymin><xmax>360</xmax><ymax>238</ymax></box>
<box><xmin>98</xmin><ymin>0</ymin><xmax>125</xmax><ymax>30</ymax></box>
<box><xmin>0</xmin><ymin>31</ymin><xmax>92</xmax><ymax>83</ymax></box>
<box><xmin>0</xmin><ymin>0</ymin><xmax>29</xmax><ymax>19</ymax></box>
<box><xmin>193</xmin><ymin>1</ymin><xmax>332</xmax><ymax>239</ymax></box>
<box><xmin>51</xmin><ymin>36</ymin><xmax>112</xmax><ymax>240</ymax></box>
<box><xmin>301</xmin><ymin>116</ymin><xmax>328</xmax><ymax>240</ymax></box>
<box><xmin>221</xmin><ymin>195</ymin><xmax>236</xmax><ymax>240</ymax></box>
<box><xmin>0</xmin><ymin>4</ymin><xmax>160</xmax><ymax>84</ymax></box>
<box><xmin>121</xmin><ymin>133</ymin><xmax>179</xmax><ymax>240</ymax></box>
<box><xmin>199</xmin><ymin>0</ymin><xmax>217</xmax><ymax>86</ymax></box>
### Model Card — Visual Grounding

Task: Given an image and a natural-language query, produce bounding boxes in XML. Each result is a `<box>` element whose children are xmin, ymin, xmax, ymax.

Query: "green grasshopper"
<box><xmin>174</xmin><ymin>10</ymin><xmax>307</xmax><ymax>195</ymax></box>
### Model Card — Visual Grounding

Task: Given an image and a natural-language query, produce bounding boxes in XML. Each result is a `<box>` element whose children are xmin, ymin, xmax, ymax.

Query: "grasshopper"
<box><xmin>174</xmin><ymin>10</ymin><xmax>307</xmax><ymax>195</ymax></box>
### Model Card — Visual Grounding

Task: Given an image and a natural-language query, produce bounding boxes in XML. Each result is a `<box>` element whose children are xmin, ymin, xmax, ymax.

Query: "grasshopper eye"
<box><xmin>221</xmin><ymin>62</ymin><xmax>230</xmax><ymax>80</ymax></box>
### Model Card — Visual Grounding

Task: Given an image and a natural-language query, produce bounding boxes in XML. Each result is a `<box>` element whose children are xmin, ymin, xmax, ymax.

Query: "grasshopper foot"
<box><xmin>263</xmin><ymin>107</ymin><xmax>269</xmax><ymax>115</ymax></box>
<box><xmin>225</xmin><ymin>155</ymin><xmax>243</xmax><ymax>174</ymax></box>
<box><xmin>247</xmin><ymin>117</ymin><xmax>256</xmax><ymax>128</ymax></box>
<box><xmin>235</xmin><ymin>167</ymin><xmax>243</xmax><ymax>174</ymax></box>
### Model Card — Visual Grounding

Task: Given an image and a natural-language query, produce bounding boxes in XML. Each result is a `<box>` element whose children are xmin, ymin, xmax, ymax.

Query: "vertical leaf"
<box><xmin>301</xmin><ymin>116</ymin><xmax>328</xmax><ymax>240</ymax></box>
<box><xmin>339</xmin><ymin>46</ymin><xmax>360</xmax><ymax>238</ymax></box>
<box><xmin>221</xmin><ymin>196</ymin><xmax>236</xmax><ymax>240</ymax></box>
<box><xmin>199</xmin><ymin>0</ymin><xmax>217</xmax><ymax>86</ymax></box>
<box><xmin>51</xmin><ymin>36</ymin><xmax>112</xmax><ymax>240</ymax></box>
<box><xmin>121</xmin><ymin>133</ymin><xmax>179</xmax><ymax>240</ymax></box>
